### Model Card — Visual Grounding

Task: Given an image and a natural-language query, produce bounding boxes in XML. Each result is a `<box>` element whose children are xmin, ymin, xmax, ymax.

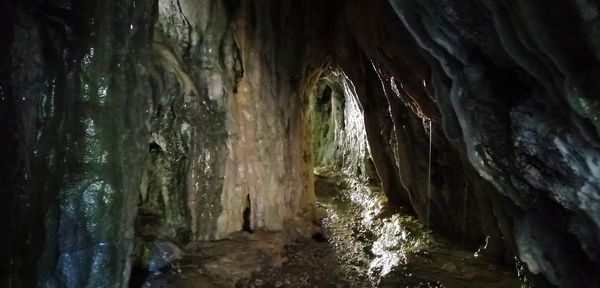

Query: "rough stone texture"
<box><xmin>1</xmin><ymin>1</ymin><xmax>156</xmax><ymax>287</ymax></box>
<box><xmin>380</xmin><ymin>0</ymin><xmax>600</xmax><ymax>287</ymax></box>
<box><xmin>2</xmin><ymin>0</ymin><xmax>318</xmax><ymax>286</ymax></box>
<box><xmin>325</xmin><ymin>0</ymin><xmax>505</xmax><ymax>257</ymax></box>
<box><xmin>217</xmin><ymin>0</ymin><xmax>316</xmax><ymax>238</ymax></box>
<box><xmin>144</xmin><ymin>0</ymin><xmax>318</xmax><ymax>243</ymax></box>
<box><xmin>310</xmin><ymin>70</ymin><xmax>376</xmax><ymax>181</ymax></box>
<box><xmin>140</xmin><ymin>0</ymin><xmax>235</xmax><ymax>243</ymax></box>
<box><xmin>3</xmin><ymin>0</ymin><xmax>600</xmax><ymax>287</ymax></box>
<box><xmin>307</xmin><ymin>0</ymin><xmax>600</xmax><ymax>286</ymax></box>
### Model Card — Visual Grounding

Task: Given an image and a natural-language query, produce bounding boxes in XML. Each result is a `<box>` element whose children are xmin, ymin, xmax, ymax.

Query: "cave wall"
<box><xmin>137</xmin><ymin>0</ymin><xmax>235</xmax><ymax>244</ymax></box>
<box><xmin>217</xmin><ymin>0</ymin><xmax>317</xmax><ymax>237</ymax></box>
<box><xmin>384</xmin><ymin>1</ymin><xmax>600</xmax><ymax>287</ymax></box>
<box><xmin>2</xmin><ymin>0</ymin><xmax>600</xmax><ymax>287</ymax></box>
<box><xmin>325</xmin><ymin>0</ymin><xmax>504</xmax><ymax>255</ymax></box>
<box><xmin>304</xmin><ymin>0</ymin><xmax>600</xmax><ymax>287</ymax></box>
<box><xmin>1</xmin><ymin>0</ymin><xmax>320</xmax><ymax>286</ymax></box>
<box><xmin>324</xmin><ymin>0</ymin><xmax>600</xmax><ymax>287</ymax></box>
<box><xmin>144</xmin><ymin>0</ymin><xmax>318</xmax><ymax>242</ymax></box>
<box><xmin>1</xmin><ymin>1</ymin><xmax>156</xmax><ymax>286</ymax></box>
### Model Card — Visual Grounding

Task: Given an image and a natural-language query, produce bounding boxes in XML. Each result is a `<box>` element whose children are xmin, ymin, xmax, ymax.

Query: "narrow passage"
<box><xmin>139</xmin><ymin>171</ymin><xmax>519</xmax><ymax>288</ymax></box>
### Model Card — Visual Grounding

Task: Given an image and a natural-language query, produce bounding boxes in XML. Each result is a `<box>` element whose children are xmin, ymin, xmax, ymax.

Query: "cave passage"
<box><xmin>3</xmin><ymin>0</ymin><xmax>600</xmax><ymax>287</ymax></box>
<box><xmin>133</xmin><ymin>71</ymin><xmax>523</xmax><ymax>287</ymax></box>
<box><xmin>303</xmin><ymin>72</ymin><xmax>520</xmax><ymax>287</ymax></box>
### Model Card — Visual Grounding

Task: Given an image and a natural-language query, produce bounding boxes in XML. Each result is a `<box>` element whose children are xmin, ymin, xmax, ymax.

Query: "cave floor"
<box><xmin>138</xmin><ymin>173</ymin><xmax>520</xmax><ymax>288</ymax></box>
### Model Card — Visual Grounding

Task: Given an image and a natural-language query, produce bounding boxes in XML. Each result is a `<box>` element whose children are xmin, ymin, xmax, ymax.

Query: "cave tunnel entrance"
<box><xmin>309</xmin><ymin>69</ymin><xmax>377</xmax><ymax>183</ymax></box>
<box><xmin>303</xmin><ymin>69</ymin><xmax>521</xmax><ymax>287</ymax></box>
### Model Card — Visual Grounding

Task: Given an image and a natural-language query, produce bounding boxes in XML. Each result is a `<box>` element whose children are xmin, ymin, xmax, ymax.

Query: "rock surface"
<box><xmin>1</xmin><ymin>1</ymin><xmax>156</xmax><ymax>286</ymax></box>
<box><xmin>310</xmin><ymin>70</ymin><xmax>377</xmax><ymax>182</ymax></box>
<box><xmin>137</xmin><ymin>175</ymin><xmax>519</xmax><ymax>288</ymax></box>
<box><xmin>2</xmin><ymin>0</ymin><xmax>600</xmax><ymax>287</ymax></box>
<box><xmin>382</xmin><ymin>1</ymin><xmax>600</xmax><ymax>287</ymax></box>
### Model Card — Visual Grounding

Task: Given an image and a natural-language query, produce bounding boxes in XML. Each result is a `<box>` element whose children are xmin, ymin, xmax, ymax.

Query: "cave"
<box><xmin>2</xmin><ymin>0</ymin><xmax>600</xmax><ymax>287</ymax></box>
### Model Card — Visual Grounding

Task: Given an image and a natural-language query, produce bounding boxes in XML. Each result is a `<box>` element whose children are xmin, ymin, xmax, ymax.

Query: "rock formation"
<box><xmin>1</xmin><ymin>0</ymin><xmax>599</xmax><ymax>287</ymax></box>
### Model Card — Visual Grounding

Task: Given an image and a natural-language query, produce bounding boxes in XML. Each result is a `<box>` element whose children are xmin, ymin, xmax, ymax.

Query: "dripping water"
<box><xmin>426</xmin><ymin>119</ymin><xmax>432</xmax><ymax>227</ymax></box>
<box><xmin>462</xmin><ymin>183</ymin><xmax>469</xmax><ymax>246</ymax></box>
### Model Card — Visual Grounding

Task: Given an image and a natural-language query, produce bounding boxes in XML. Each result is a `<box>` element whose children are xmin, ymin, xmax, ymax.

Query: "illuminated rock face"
<box><xmin>217</xmin><ymin>0</ymin><xmax>316</xmax><ymax>238</ymax></box>
<box><xmin>2</xmin><ymin>0</ymin><xmax>316</xmax><ymax>286</ymax></box>
<box><xmin>299</xmin><ymin>1</ymin><xmax>600</xmax><ymax>287</ymax></box>
<box><xmin>142</xmin><ymin>0</ymin><xmax>234</xmax><ymax>243</ymax></box>
<box><xmin>149</xmin><ymin>0</ymin><xmax>316</xmax><ymax>241</ymax></box>
<box><xmin>310</xmin><ymin>70</ymin><xmax>375</xmax><ymax>180</ymax></box>
<box><xmin>330</xmin><ymin>0</ymin><xmax>495</xmax><ymax>248</ymax></box>
<box><xmin>382</xmin><ymin>1</ymin><xmax>600</xmax><ymax>287</ymax></box>
<box><xmin>1</xmin><ymin>1</ymin><xmax>156</xmax><ymax>287</ymax></box>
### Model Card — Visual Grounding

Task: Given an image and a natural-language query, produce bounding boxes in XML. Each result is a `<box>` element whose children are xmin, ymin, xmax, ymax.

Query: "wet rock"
<box><xmin>310</xmin><ymin>71</ymin><xmax>374</xmax><ymax>181</ymax></box>
<box><xmin>316</xmin><ymin>175</ymin><xmax>520</xmax><ymax>288</ymax></box>
<box><xmin>148</xmin><ymin>241</ymin><xmax>184</xmax><ymax>272</ymax></box>
<box><xmin>380</xmin><ymin>1</ymin><xmax>600</xmax><ymax>286</ymax></box>
<box><xmin>3</xmin><ymin>0</ymin><xmax>600</xmax><ymax>287</ymax></box>
<box><xmin>2</xmin><ymin>1</ymin><xmax>156</xmax><ymax>286</ymax></box>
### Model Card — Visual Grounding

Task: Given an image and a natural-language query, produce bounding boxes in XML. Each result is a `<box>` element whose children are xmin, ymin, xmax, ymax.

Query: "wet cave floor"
<box><xmin>137</xmin><ymin>172</ymin><xmax>520</xmax><ymax>288</ymax></box>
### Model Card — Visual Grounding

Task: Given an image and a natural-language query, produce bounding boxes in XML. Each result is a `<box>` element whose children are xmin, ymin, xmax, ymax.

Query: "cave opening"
<box><xmin>304</xmin><ymin>69</ymin><xmax>522</xmax><ymax>287</ymax></box>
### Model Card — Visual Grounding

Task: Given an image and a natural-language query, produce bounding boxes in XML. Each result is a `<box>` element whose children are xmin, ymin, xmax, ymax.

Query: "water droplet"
<box><xmin>426</xmin><ymin>119</ymin><xmax>432</xmax><ymax>227</ymax></box>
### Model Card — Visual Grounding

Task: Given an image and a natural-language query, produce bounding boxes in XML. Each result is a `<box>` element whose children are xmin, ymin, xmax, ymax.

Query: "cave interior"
<box><xmin>2</xmin><ymin>0</ymin><xmax>600</xmax><ymax>287</ymax></box>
